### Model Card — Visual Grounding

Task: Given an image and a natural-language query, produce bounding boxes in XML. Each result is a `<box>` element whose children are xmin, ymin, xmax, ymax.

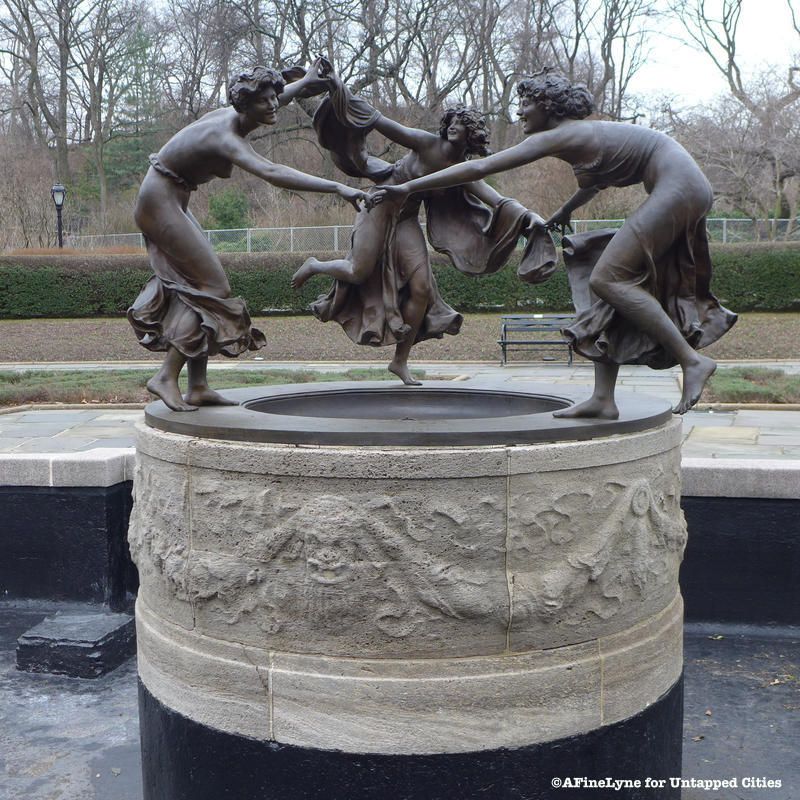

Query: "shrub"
<box><xmin>0</xmin><ymin>241</ymin><xmax>798</xmax><ymax>319</ymax></box>
<box><xmin>206</xmin><ymin>187</ymin><xmax>250</xmax><ymax>229</ymax></box>
<box><xmin>705</xmin><ymin>243</ymin><xmax>800</xmax><ymax>311</ymax></box>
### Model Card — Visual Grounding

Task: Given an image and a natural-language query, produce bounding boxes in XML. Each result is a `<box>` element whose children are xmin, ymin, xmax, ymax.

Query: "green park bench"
<box><xmin>497</xmin><ymin>313</ymin><xmax>575</xmax><ymax>365</ymax></box>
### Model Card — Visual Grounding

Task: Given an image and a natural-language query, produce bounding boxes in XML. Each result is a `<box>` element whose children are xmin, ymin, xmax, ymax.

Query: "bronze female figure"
<box><xmin>129</xmin><ymin>62</ymin><xmax>370</xmax><ymax>411</ymax></box>
<box><xmin>292</xmin><ymin>70</ymin><xmax>546</xmax><ymax>386</ymax></box>
<box><xmin>375</xmin><ymin>68</ymin><xmax>736</xmax><ymax>415</ymax></box>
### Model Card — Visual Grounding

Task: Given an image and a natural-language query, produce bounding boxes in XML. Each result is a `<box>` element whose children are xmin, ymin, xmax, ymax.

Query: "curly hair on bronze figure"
<box><xmin>517</xmin><ymin>68</ymin><xmax>594</xmax><ymax>120</ymax></box>
<box><xmin>438</xmin><ymin>105</ymin><xmax>492</xmax><ymax>158</ymax></box>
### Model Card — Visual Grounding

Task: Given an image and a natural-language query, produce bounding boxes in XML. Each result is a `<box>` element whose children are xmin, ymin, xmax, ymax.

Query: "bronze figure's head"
<box><xmin>228</xmin><ymin>66</ymin><xmax>286</xmax><ymax>114</ymax></box>
<box><xmin>516</xmin><ymin>68</ymin><xmax>594</xmax><ymax>132</ymax></box>
<box><xmin>439</xmin><ymin>105</ymin><xmax>491</xmax><ymax>158</ymax></box>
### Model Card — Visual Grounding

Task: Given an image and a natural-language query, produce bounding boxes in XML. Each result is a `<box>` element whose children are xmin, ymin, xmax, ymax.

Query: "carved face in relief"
<box><xmin>283</xmin><ymin>496</ymin><xmax>369</xmax><ymax>587</ymax></box>
<box><xmin>304</xmin><ymin>528</ymin><xmax>357</xmax><ymax>585</ymax></box>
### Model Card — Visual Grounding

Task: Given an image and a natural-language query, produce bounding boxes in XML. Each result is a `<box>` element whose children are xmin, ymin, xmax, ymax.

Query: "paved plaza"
<box><xmin>1</xmin><ymin>360</ymin><xmax>799</xmax><ymax>459</ymax></box>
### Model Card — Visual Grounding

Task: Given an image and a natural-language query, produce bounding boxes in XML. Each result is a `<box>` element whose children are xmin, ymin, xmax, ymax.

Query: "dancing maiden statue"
<box><xmin>292</xmin><ymin>63</ymin><xmax>557</xmax><ymax>385</ymax></box>
<box><xmin>375</xmin><ymin>68</ymin><xmax>737</xmax><ymax>415</ymax></box>
<box><xmin>128</xmin><ymin>61</ymin><xmax>370</xmax><ymax>411</ymax></box>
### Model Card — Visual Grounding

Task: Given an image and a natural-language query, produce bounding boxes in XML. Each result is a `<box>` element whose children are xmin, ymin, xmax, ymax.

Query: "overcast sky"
<box><xmin>631</xmin><ymin>0</ymin><xmax>799</xmax><ymax>106</ymax></box>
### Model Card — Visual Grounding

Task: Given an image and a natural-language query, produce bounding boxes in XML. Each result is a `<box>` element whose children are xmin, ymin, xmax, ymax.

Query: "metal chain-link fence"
<box><xmin>65</xmin><ymin>232</ymin><xmax>146</xmax><ymax>250</ymax></box>
<box><xmin>65</xmin><ymin>219</ymin><xmax>800</xmax><ymax>253</ymax></box>
<box><xmin>206</xmin><ymin>227</ymin><xmax>358</xmax><ymax>253</ymax></box>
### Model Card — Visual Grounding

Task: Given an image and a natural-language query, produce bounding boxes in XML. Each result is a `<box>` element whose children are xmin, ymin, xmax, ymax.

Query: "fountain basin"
<box><xmin>132</xmin><ymin>379</ymin><xmax>684</xmax><ymax>798</ymax></box>
<box><xmin>144</xmin><ymin>380</ymin><xmax>672</xmax><ymax>446</ymax></box>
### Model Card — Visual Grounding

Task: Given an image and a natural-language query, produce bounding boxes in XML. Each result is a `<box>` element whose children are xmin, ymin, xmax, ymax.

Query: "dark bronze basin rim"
<box><xmin>144</xmin><ymin>381</ymin><xmax>673</xmax><ymax>446</ymax></box>
<box><xmin>244</xmin><ymin>386</ymin><xmax>567</xmax><ymax>420</ymax></box>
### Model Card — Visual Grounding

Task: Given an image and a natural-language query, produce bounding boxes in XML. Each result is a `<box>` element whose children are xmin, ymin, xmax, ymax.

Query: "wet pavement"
<box><xmin>1</xmin><ymin>602</ymin><xmax>797</xmax><ymax>800</ymax></box>
<box><xmin>0</xmin><ymin>602</ymin><xmax>142</xmax><ymax>800</ymax></box>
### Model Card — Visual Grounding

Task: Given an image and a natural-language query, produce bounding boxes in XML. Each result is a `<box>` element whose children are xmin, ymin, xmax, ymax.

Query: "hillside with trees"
<box><xmin>0</xmin><ymin>0</ymin><xmax>798</xmax><ymax>247</ymax></box>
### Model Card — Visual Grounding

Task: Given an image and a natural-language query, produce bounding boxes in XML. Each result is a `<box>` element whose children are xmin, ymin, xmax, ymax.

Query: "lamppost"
<box><xmin>51</xmin><ymin>183</ymin><xmax>67</xmax><ymax>248</ymax></box>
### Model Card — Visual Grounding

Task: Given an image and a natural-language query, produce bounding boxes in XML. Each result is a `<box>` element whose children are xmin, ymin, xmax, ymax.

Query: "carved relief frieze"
<box><xmin>183</xmin><ymin>491</ymin><xmax>508</xmax><ymax>647</ymax></box>
<box><xmin>128</xmin><ymin>458</ymin><xmax>190</xmax><ymax>599</ymax></box>
<box><xmin>509</xmin><ymin>458</ymin><xmax>685</xmax><ymax>636</ymax></box>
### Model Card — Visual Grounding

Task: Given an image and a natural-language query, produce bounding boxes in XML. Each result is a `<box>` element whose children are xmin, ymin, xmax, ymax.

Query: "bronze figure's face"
<box><xmin>247</xmin><ymin>86</ymin><xmax>280</xmax><ymax>126</ymax></box>
<box><xmin>438</xmin><ymin>106</ymin><xmax>491</xmax><ymax>158</ymax></box>
<box><xmin>517</xmin><ymin>97</ymin><xmax>550</xmax><ymax>135</ymax></box>
<box><xmin>227</xmin><ymin>66</ymin><xmax>286</xmax><ymax>123</ymax></box>
<box><xmin>445</xmin><ymin>118</ymin><xmax>468</xmax><ymax>146</ymax></box>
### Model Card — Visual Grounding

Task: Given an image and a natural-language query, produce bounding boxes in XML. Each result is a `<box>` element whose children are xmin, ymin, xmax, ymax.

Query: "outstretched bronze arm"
<box><xmin>545</xmin><ymin>187</ymin><xmax>600</xmax><ymax>228</ymax></box>
<box><xmin>373</xmin><ymin>131</ymin><xmax>561</xmax><ymax>204</ymax></box>
<box><xmin>226</xmin><ymin>138</ymin><xmax>370</xmax><ymax>211</ymax></box>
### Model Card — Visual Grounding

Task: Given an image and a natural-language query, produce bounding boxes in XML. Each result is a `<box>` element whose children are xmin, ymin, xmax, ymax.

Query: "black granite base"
<box><xmin>681</xmin><ymin>496</ymin><xmax>800</xmax><ymax>626</ymax></box>
<box><xmin>0</xmin><ymin>484</ymin><xmax>137</xmax><ymax>609</ymax></box>
<box><xmin>17</xmin><ymin>610</ymin><xmax>136</xmax><ymax>678</ymax></box>
<box><xmin>139</xmin><ymin>676</ymin><xmax>683</xmax><ymax>800</ymax></box>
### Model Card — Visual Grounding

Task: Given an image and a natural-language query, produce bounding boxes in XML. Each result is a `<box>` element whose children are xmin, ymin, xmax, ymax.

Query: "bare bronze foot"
<box><xmin>553</xmin><ymin>396</ymin><xmax>619</xmax><ymax>420</ymax></box>
<box><xmin>674</xmin><ymin>354</ymin><xmax>716</xmax><ymax>414</ymax></box>
<box><xmin>291</xmin><ymin>257</ymin><xmax>320</xmax><ymax>289</ymax></box>
<box><xmin>184</xmin><ymin>386</ymin><xmax>238</xmax><ymax>407</ymax></box>
<box><xmin>147</xmin><ymin>376</ymin><xmax>198</xmax><ymax>412</ymax></box>
<box><xmin>388</xmin><ymin>360</ymin><xmax>423</xmax><ymax>386</ymax></box>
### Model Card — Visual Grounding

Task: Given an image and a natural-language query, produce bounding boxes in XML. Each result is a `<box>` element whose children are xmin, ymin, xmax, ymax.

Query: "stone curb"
<box><xmin>681</xmin><ymin>457</ymin><xmax>800</xmax><ymax>499</ymax></box>
<box><xmin>1</xmin><ymin>448</ymin><xmax>799</xmax><ymax>496</ymax></box>
<box><xmin>0</xmin><ymin>448</ymin><xmax>135</xmax><ymax>487</ymax></box>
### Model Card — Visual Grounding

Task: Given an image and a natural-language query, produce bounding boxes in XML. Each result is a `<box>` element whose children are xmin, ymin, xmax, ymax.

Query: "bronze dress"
<box><xmin>560</xmin><ymin>124</ymin><xmax>736</xmax><ymax>368</ymax></box>
<box><xmin>309</xmin><ymin>82</ymin><xmax>556</xmax><ymax>347</ymax></box>
<box><xmin>127</xmin><ymin>156</ymin><xmax>266</xmax><ymax>359</ymax></box>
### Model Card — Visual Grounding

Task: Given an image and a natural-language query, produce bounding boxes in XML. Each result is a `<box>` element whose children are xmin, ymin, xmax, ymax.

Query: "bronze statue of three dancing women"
<box><xmin>129</xmin><ymin>60</ymin><xmax>735</xmax><ymax>416</ymax></box>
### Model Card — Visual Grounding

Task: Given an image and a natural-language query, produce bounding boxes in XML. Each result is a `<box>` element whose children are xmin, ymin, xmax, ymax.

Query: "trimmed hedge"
<box><xmin>0</xmin><ymin>242</ymin><xmax>798</xmax><ymax>319</ymax></box>
<box><xmin>704</xmin><ymin>243</ymin><xmax>800</xmax><ymax>311</ymax></box>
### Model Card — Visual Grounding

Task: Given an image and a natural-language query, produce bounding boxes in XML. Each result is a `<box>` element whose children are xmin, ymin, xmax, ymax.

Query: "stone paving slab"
<box><xmin>0</xmin><ymin>438</ymin><xmax>29</xmax><ymax>453</ymax></box>
<box><xmin>757</xmin><ymin>433</ymin><xmax>800</xmax><ymax>445</ymax></box>
<box><xmin>680</xmin><ymin>415</ymin><xmax>735</xmax><ymax>429</ymax></box>
<box><xmin>1</xmin><ymin>423</ymin><xmax>76</xmax><ymax>437</ymax></box>
<box><xmin>732</xmin><ymin>409</ymin><xmax>800</xmax><ymax>426</ymax></box>
<box><xmin>14</xmin><ymin>411</ymin><xmax>102</xmax><ymax>422</ymax></box>
<box><xmin>15</xmin><ymin>437</ymin><xmax>105</xmax><ymax>453</ymax></box>
<box><xmin>688</xmin><ymin>426</ymin><xmax>759</xmax><ymax>443</ymax></box>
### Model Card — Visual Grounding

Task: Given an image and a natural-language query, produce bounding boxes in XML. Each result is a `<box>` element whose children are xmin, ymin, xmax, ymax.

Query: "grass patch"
<box><xmin>0</xmin><ymin>368</ymin><xmax>414</xmax><ymax>407</ymax></box>
<box><xmin>704</xmin><ymin>367</ymin><xmax>800</xmax><ymax>404</ymax></box>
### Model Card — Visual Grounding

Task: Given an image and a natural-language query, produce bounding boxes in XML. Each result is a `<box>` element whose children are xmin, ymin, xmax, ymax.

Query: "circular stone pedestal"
<box><xmin>130</xmin><ymin>382</ymin><xmax>685</xmax><ymax>799</ymax></box>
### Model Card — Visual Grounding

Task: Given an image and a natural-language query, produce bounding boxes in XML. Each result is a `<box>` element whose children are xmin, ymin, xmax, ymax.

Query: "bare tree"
<box><xmin>68</xmin><ymin>0</ymin><xmax>142</xmax><ymax>221</ymax></box>
<box><xmin>672</xmin><ymin>0</ymin><xmax>800</xmax><ymax>223</ymax></box>
<box><xmin>160</xmin><ymin>0</ymin><xmax>248</xmax><ymax>119</ymax></box>
<box><xmin>0</xmin><ymin>0</ymin><xmax>93</xmax><ymax>181</ymax></box>
<box><xmin>674</xmin><ymin>0</ymin><xmax>800</xmax><ymax>118</ymax></box>
<box><xmin>2</xmin><ymin>0</ymin><xmax>786</xmax><ymax>242</ymax></box>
